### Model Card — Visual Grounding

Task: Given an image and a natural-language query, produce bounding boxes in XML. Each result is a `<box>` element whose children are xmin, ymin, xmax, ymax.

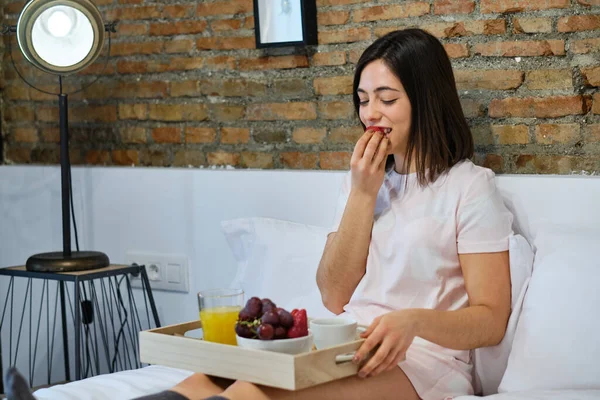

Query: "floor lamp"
<box><xmin>2</xmin><ymin>0</ymin><xmax>115</xmax><ymax>272</ymax></box>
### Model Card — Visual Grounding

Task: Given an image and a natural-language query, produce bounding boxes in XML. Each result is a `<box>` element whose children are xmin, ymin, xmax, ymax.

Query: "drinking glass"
<box><xmin>198</xmin><ymin>288</ymin><xmax>244</xmax><ymax>345</ymax></box>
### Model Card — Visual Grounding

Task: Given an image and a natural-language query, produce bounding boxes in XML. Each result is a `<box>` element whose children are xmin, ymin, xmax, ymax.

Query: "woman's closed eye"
<box><xmin>358</xmin><ymin>99</ymin><xmax>398</xmax><ymax>106</ymax></box>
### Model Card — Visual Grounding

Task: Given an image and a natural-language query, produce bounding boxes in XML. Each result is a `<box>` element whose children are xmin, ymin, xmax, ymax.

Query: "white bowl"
<box><xmin>236</xmin><ymin>332</ymin><xmax>313</xmax><ymax>355</ymax></box>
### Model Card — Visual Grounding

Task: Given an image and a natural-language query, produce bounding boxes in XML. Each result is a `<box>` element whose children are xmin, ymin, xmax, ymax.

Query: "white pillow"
<box><xmin>498</xmin><ymin>231</ymin><xmax>600</xmax><ymax>392</ymax></box>
<box><xmin>220</xmin><ymin>217</ymin><xmax>334</xmax><ymax>319</ymax></box>
<box><xmin>473</xmin><ymin>234</ymin><xmax>534</xmax><ymax>395</ymax></box>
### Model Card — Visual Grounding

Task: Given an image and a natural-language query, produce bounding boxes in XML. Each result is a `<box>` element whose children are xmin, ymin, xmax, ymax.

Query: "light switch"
<box><xmin>167</xmin><ymin>264</ymin><xmax>180</xmax><ymax>283</ymax></box>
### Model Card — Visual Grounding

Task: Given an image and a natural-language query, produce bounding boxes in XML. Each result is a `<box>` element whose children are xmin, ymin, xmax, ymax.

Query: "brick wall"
<box><xmin>1</xmin><ymin>0</ymin><xmax>599</xmax><ymax>173</ymax></box>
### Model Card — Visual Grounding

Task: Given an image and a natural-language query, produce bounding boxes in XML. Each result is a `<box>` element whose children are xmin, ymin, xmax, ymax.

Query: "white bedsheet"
<box><xmin>455</xmin><ymin>390</ymin><xmax>600</xmax><ymax>400</ymax></box>
<box><xmin>33</xmin><ymin>366</ymin><xmax>194</xmax><ymax>400</ymax></box>
<box><xmin>32</xmin><ymin>367</ymin><xmax>600</xmax><ymax>400</ymax></box>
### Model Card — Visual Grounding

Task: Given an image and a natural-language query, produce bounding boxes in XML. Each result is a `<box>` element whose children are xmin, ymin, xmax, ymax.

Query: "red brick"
<box><xmin>535</xmin><ymin>124</ymin><xmax>580</xmax><ymax>144</ymax></box>
<box><xmin>454</xmin><ymin>69</ymin><xmax>524</xmax><ymax>90</ymax></box>
<box><xmin>6</xmin><ymin>148</ymin><xmax>31</xmax><ymax>164</ymax></box>
<box><xmin>198</xmin><ymin>79</ymin><xmax>267</xmax><ymax>97</ymax></box>
<box><xmin>221</xmin><ymin>128</ymin><xmax>250</xmax><ymax>144</ymax></box>
<box><xmin>570</xmin><ymin>38</ymin><xmax>600</xmax><ymax>54</ymax></box>
<box><xmin>491</xmin><ymin>125</ymin><xmax>529</xmax><ymax>144</ymax></box>
<box><xmin>150</xmin><ymin>20</ymin><xmax>207</xmax><ymax>36</ymax></box>
<box><xmin>71</xmin><ymin>105</ymin><xmax>117</xmax><ymax>122</ymax></box>
<box><xmin>353</xmin><ymin>3</ymin><xmax>430</xmax><ymax>22</ymax></box>
<box><xmin>164</xmin><ymin>39</ymin><xmax>195</xmax><ymax>54</ymax></box>
<box><xmin>111</xmin><ymin>41</ymin><xmax>163</xmax><ymax>56</ymax></box>
<box><xmin>4</xmin><ymin>2</ymin><xmax>25</xmax><ymax>15</ymax></box>
<box><xmin>314</xmin><ymin>76</ymin><xmax>353</xmax><ymax>95</ymax></box>
<box><xmin>85</xmin><ymin>150</ymin><xmax>111</xmax><ymax>165</ymax></box>
<box><xmin>152</xmin><ymin>127</ymin><xmax>181</xmax><ymax>143</ymax></box>
<box><xmin>480</xmin><ymin>0</ymin><xmax>569</xmax><ymax>13</ymax></box>
<box><xmin>577</xmin><ymin>0</ymin><xmax>600</xmax><ymax>5</ymax></box>
<box><xmin>473</xmin><ymin>40</ymin><xmax>565</xmax><ymax>56</ymax></box>
<box><xmin>318</xmin><ymin>10</ymin><xmax>351</xmax><ymax>25</ymax></box>
<box><xmin>106</xmin><ymin>6</ymin><xmax>161</xmax><ymax>20</ymax></box>
<box><xmin>149</xmin><ymin>104</ymin><xmax>208</xmax><ymax>121</ymax></box>
<box><xmin>444</xmin><ymin>43</ymin><xmax>470</xmax><ymax>58</ymax></box>
<box><xmin>241</xmin><ymin>152</ymin><xmax>274</xmax><ymax>169</ymax></box>
<box><xmin>13</xmin><ymin>128</ymin><xmax>38</xmax><ymax>143</ymax></box>
<box><xmin>584</xmin><ymin>124</ymin><xmax>600</xmax><ymax>143</ymax></box>
<box><xmin>120</xmin><ymin>127</ymin><xmax>146</xmax><ymax>143</ymax></box>
<box><xmin>422</xmin><ymin>20</ymin><xmax>506</xmax><ymax>38</ymax></box>
<box><xmin>185</xmin><ymin>127</ymin><xmax>216</xmax><ymax>143</ymax></box>
<box><xmin>320</xmin><ymin>152</ymin><xmax>351</xmax><ymax>170</ymax></box>
<box><xmin>328</xmin><ymin>126</ymin><xmax>363</xmax><ymax>144</ymax></box>
<box><xmin>461</xmin><ymin>99</ymin><xmax>486</xmax><ymax>118</ymax></box>
<box><xmin>582</xmin><ymin>67</ymin><xmax>600</xmax><ymax>87</ymax></box>
<box><xmin>513</xmin><ymin>17</ymin><xmax>552</xmax><ymax>34</ymax></box>
<box><xmin>239</xmin><ymin>56</ymin><xmax>309</xmax><ymax>70</ymax></box>
<box><xmin>317</xmin><ymin>0</ymin><xmax>370</xmax><ymax>4</ymax></box>
<box><xmin>211</xmin><ymin>105</ymin><xmax>245</xmax><ymax>121</ymax></box>
<box><xmin>6</xmin><ymin>105</ymin><xmax>34</xmax><ymax>121</ymax></box>
<box><xmin>558</xmin><ymin>15</ymin><xmax>600</xmax><ymax>32</ymax></box>
<box><xmin>162</xmin><ymin>4</ymin><xmax>193</xmax><ymax>18</ymax></box>
<box><xmin>211</xmin><ymin>18</ymin><xmax>244</xmax><ymax>31</ymax></box>
<box><xmin>246</xmin><ymin>102</ymin><xmax>317</xmax><ymax>120</ymax></box>
<box><xmin>292</xmin><ymin>127</ymin><xmax>327</xmax><ymax>144</ymax></box>
<box><xmin>170</xmin><ymin>81</ymin><xmax>199</xmax><ymax>97</ymax></box>
<box><xmin>196</xmin><ymin>36</ymin><xmax>255</xmax><ymax>50</ymax></box>
<box><xmin>115</xmin><ymin>23</ymin><xmax>148</xmax><ymax>36</ymax></box>
<box><xmin>205</xmin><ymin>56</ymin><xmax>237</xmax><ymax>70</ymax></box>
<box><xmin>281</xmin><ymin>152</ymin><xmax>319</xmax><ymax>169</ymax></box>
<box><xmin>515</xmin><ymin>155</ymin><xmax>599</xmax><ymax>174</ymax></box>
<box><xmin>112</xmin><ymin>150</ymin><xmax>139</xmax><ymax>166</ymax></box>
<box><xmin>173</xmin><ymin>151</ymin><xmax>206</xmax><ymax>167</ymax></box>
<box><xmin>312</xmin><ymin>51</ymin><xmax>346</xmax><ymax>66</ymax></box>
<box><xmin>206</xmin><ymin>152</ymin><xmax>241</xmax><ymax>166</ymax></box>
<box><xmin>318</xmin><ymin>101</ymin><xmax>355</xmax><ymax>120</ymax></box>
<box><xmin>489</xmin><ymin>96</ymin><xmax>586</xmax><ymax>118</ymax></box>
<box><xmin>196</xmin><ymin>0</ymin><xmax>253</xmax><ymax>17</ymax></box>
<box><xmin>434</xmin><ymin>0</ymin><xmax>475</xmax><ymax>15</ymax></box>
<box><xmin>319</xmin><ymin>28</ymin><xmax>371</xmax><ymax>44</ymax></box>
<box><xmin>119</xmin><ymin>104</ymin><xmax>148</xmax><ymax>120</ymax></box>
<box><xmin>525</xmin><ymin>69</ymin><xmax>573</xmax><ymax>90</ymax></box>
<box><xmin>593</xmin><ymin>93</ymin><xmax>600</xmax><ymax>114</ymax></box>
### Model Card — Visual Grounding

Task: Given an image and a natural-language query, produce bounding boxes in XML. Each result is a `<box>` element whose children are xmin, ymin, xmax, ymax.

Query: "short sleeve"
<box><xmin>456</xmin><ymin>168</ymin><xmax>514</xmax><ymax>254</ymax></box>
<box><xmin>329</xmin><ymin>172</ymin><xmax>351</xmax><ymax>234</ymax></box>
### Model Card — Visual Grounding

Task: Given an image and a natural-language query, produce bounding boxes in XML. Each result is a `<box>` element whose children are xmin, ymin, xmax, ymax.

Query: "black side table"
<box><xmin>0</xmin><ymin>264</ymin><xmax>161</xmax><ymax>393</ymax></box>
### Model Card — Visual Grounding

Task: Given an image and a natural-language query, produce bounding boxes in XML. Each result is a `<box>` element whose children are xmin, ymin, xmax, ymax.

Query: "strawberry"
<box><xmin>287</xmin><ymin>309</ymin><xmax>308</xmax><ymax>338</ymax></box>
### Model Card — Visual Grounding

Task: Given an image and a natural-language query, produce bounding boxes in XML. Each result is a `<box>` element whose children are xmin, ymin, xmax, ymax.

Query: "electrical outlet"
<box><xmin>125</xmin><ymin>251</ymin><xmax>189</xmax><ymax>293</ymax></box>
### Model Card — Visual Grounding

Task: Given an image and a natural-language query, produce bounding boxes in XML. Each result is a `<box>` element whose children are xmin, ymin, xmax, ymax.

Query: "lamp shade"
<box><xmin>16</xmin><ymin>0</ymin><xmax>105</xmax><ymax>75</ymax></box>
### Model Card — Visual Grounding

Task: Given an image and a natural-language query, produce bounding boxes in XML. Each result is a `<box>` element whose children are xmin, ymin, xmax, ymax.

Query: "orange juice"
<box><xmin>200</xmin><ymin>306</ymin><xmax>241</xmax><ymax>345</ymax></box>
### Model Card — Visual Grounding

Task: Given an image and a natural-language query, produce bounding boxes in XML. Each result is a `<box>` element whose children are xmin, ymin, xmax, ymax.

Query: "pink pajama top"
<box><xmin>330</xmin><ymin>160</ymin><xmax>514</xmax><ymax>400</ymax></box>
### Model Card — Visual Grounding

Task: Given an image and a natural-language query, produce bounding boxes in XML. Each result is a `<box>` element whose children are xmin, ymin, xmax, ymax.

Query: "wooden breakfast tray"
<box><xmin>139</xmin><ymin>320</ymin><xmax>366</xmax><ymax>391</ymax></box>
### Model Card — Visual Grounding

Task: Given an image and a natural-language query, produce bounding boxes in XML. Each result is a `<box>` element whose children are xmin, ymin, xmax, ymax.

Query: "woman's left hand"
<box><xmin>353</xmin><ymin>309</ymin><xmax>419</xmax><ymax>378</ymax></box>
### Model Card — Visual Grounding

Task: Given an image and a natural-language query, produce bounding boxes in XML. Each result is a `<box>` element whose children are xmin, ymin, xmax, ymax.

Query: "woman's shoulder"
<box><xmin>443</xmin><ymin>159</ymin><xmax>499</xmax><ymax>202</ymax></box>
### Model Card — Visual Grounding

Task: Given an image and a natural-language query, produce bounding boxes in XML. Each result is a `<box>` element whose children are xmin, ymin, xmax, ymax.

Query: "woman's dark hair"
<box><xmin>353</xmin><ymin>28</ymin><xmax>473</xmax><ymax>186</ymax></box>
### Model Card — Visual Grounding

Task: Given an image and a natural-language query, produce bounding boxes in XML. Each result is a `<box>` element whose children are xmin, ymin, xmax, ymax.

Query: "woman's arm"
<box><xmin>354</xmin><ymin>250</ymin><xmax>511</xmax><ymax>377</ymax></box>
<box><xmin>316</xmin><ymin>191</ymin><xmax>376</xmax><ymax>314</ymax></box>
<box><xmin>413</xmin><ymin>251</ymin><xmax>511</xmax><ymax>349</ymax></box>
<box><xmin>316</xmin><ymin>130</ymin><xmax>389</xmax><ymax>314</ymax></box>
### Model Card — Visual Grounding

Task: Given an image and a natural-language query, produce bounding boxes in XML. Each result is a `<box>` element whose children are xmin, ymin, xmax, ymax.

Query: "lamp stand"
<box><xmin>25</xmin><ymin>93</ymin><xmax>109</xmax><ymax>272</ymax></box>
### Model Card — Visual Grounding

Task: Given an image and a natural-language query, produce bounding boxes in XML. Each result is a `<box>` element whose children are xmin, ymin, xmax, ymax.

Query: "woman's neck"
<box><xmin>392</xmin><ymin>153</ymin><xmax>418</xmax><ymax>174</ymax></box>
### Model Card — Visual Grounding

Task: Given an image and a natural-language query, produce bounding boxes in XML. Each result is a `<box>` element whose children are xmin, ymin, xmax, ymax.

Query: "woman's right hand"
<box><xmin>350</xmin><ymin>128</ymin><xmax>389</xmax><ymax>199</ymax></box>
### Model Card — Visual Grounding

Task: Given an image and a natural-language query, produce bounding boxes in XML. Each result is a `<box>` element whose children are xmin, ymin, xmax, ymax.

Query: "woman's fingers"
<box><xmin>375</xmin><ymin>136</ymin><xmax>388</xmax><ymax>167</ymax></box>
<box><xmin>351</xmin><ymin>130</ymin><xmax>375</xmax><ymax>165</ymax></box>
<box><xmin>362</xmin><ymin>132</ymin><xmax>384</xmax><ymax>164</ymax></box>
<box><xmin>357</xmin><ymin>339</ymin><xmax>391</xmax><ymax>378</ymax></box>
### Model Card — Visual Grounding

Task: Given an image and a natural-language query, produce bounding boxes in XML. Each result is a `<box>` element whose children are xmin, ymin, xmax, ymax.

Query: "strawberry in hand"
<box><xmin>287</xmin><ymin>309</ymin><xmax>308</xmax><ymax>338</ymax></box>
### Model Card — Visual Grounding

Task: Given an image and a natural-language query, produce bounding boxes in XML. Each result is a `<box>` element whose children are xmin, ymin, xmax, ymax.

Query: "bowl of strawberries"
<box><xmin>235</xmin><ymin>297</ymin><xmax>312</xmax><ymax>355</ymax></box>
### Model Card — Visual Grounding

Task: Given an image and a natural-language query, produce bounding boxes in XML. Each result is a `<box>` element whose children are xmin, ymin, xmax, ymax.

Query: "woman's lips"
<box><xmin>366</xmin><ymin>126</ymin><xmax>392</xmax><ymax>135</ymax></box>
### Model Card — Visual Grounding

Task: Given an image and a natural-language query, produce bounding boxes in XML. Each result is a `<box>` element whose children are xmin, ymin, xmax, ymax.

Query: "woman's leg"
<box><xmin>218</xmin><ymin>366</ymin><xmax>419</xmax><ymax>400</ymax></box>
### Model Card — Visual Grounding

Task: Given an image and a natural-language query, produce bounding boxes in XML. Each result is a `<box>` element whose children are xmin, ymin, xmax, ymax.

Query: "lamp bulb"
<box><xmin>47</xmin><ymin>10</ymin><xmax>73</xmax><ymax>37</ymax></box>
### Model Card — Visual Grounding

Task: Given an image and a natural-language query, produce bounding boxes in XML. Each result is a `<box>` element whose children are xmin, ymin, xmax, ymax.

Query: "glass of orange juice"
<box><xmin>198</xmin><ymin>288</ymin><xmax>244</xmax><ymax>345</ymax></box>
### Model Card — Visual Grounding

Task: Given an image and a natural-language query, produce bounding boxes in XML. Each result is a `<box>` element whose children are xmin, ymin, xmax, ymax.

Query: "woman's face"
<box><xmin>357</xmin><ymin>59</ymin><xmax>412</xmax><ymax>155</ymax></box>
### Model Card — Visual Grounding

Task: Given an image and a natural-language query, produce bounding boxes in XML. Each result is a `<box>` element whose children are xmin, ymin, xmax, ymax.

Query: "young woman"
<box><xmin>5</xmin><ymin>28</ymin><xmax>514</xmax><ymax>400</ymax></box>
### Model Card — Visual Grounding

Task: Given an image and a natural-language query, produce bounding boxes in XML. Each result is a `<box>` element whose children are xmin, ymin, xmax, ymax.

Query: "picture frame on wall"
<box><xmin>253</xmin><ymin>0</ymin><xmax>318</xmax><ymax>48</ymax></box>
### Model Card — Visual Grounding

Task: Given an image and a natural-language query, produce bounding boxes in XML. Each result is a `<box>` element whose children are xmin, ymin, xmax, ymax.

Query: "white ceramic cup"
<box><xmin>309</xmin><ymin>317</ymin><xmax>358</xmax><ymax>350</ymax></box>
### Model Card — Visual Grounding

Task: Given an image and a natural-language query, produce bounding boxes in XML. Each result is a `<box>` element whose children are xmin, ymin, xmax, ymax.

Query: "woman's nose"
<box><xmin>364</xmin><ymin>101</ymin><xmax>382</xmax><ymax>124</ymax></box>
